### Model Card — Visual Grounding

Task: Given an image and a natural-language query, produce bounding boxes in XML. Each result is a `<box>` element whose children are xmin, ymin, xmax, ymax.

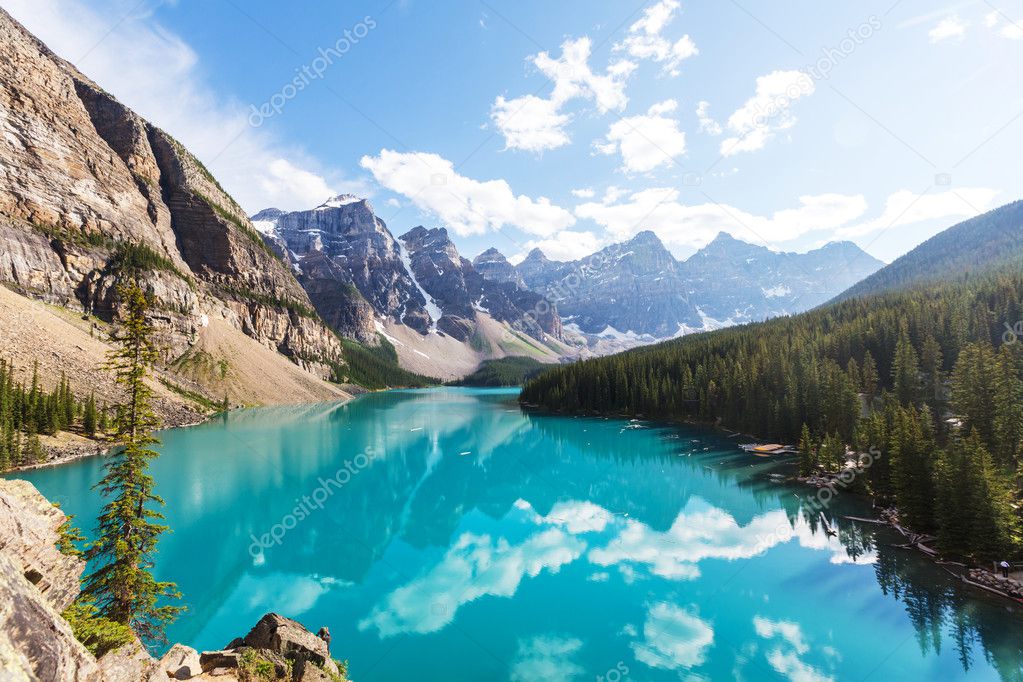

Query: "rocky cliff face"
<box><xmin>400</xmin><ymin>226</ymin><xmax>562</xmax><ymax>343</ymax></box>
<box><xmin>0</xmin><ymin>480</ymin><xmax>101</xmax><ymax>681</ymax></box>
<box><xmin>0</xmin><ymin>8</ymin><xmax>344</xmax><ymax>379</ymax></box>
<box><xmin>252</xmin><ymin>196</ymin><xmax>433</xmax><ymax>342</ymax></box>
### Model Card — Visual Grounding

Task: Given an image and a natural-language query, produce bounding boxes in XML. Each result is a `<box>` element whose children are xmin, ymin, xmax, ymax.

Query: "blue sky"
<box><xmin>8</xmin><ymin>0</ymin><xmax>1023</xmax><ymax>263</ymax></box>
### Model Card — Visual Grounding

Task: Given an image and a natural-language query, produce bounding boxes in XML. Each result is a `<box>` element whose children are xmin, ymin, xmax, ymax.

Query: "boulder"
<box><xmin>161</xmin><ymin>643</ymin><xmax>202</xmax><ymax>680</ymax></box>
<box><xmin>199</xmin><ymin>649</ymin><xmax>242</xmax><ymax>672</ymax></box>
<box><xmin>242</xmin><ymin>613</ymin><xmax>330</xmax><ymax>667</ymax></box>
<box><xmin>97</xmin><ymin>637</ymin><xmax>164</xmax><ymax>682</ymax></box>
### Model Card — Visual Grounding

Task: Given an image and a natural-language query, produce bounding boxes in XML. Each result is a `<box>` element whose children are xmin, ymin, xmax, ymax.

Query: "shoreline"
<box><xmin>6</xmin><ymin>391</ymin><xmax>368</xmax><ymax>474</ymax></box>
<box><xmin>521</xmin><ymin>399</ymin><xmax>1023</xmax><ymax>607</ymax></box>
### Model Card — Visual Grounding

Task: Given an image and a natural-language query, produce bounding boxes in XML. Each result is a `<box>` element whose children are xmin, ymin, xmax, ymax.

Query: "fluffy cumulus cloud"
<box><xmin>491</xmin><ymin>37</ymin><xmax>636</xmax><ymax>153</ymax></box>
<box><xmin>721</xmin><ymin>70</ymin><xmax>816</xmax><ymax>157</ymax></box>
<box><xmin>3</xmin><ymin>0</ymin><xmax>362</xmax><ymax>213</ymax></box>
<box><xmin>575</xmin><ymin>188</ymin><xmax>869</xmax><ymax>252</ymax></box>
<box><xmin>837</xmin><ymin>187</ymin><xmax>999</xmax><ymax>238</ymax></box>
<box><xmin>491</xmin><ymin>94</ymin><xmax>572</xmax><ymax>154</ymax></box>
<box><xmin>928</xmin><ymin>15</ymin><xmax>968</xmax><ymax>43</ymax></box>
<box><xmin>358</xmin><ymin>528</ymin><xmax>584</xmax><ymax>637</ymax></box>
<box><xmin>596</xmin><ymin>99</ymin><xmax>687</xmax><ymax>173</ymax></box>
<box><xmin>630</xmin><ymin>603</ymin><xmax>714</xmax><ymax>671</ymax></box>
<box><xmin>614</xmin><ymin>0</ymin><xmax>699</xmax><ymax>76</ymax></box>
<box><xmin>359</xmin><ymin>149</ymin><xmax>576</xmax><ymax>237</ymax></box>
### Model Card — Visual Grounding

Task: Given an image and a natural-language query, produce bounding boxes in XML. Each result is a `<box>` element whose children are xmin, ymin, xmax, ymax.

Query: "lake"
<box><xmin>11</xmin><ymin>388</ymin><xmax>1023</xmax><ymax>680</ymax></box>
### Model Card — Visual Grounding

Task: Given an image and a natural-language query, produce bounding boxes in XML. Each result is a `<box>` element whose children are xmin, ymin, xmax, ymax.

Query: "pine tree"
<box><xmin>83</xmin><ymin>394</ymin><xmax>98</xmax><ymax>437</ymax></box>
<box><xmin>892</xmin><ymin>333</ymin><xmax>922</xmax><ymax>406</ymax></box>
<box><xmin>861</xmin><ymin>351</ymin><xmax>879</xmax><ymax>402</ymax></box>
<box><xmin>80</xmin><ymin>281</ymin><xmax>183</xmax><ymax>644</ymax></box>
<box><xmin>798</xmin><ymin>423</ymin><xmax>815</xmax><ymax>476</ymax></box>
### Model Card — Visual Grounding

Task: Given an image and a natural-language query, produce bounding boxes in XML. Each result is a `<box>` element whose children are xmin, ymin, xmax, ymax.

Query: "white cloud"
<box><xmin>359</xmin><ymin>528</ymin><xmax>584</xmax><ymax>637</ymax></box>
<box><xmin>536</xmin><ymin>37</ymin><xmax>635</xmax><ymax>113</ymax></box>
<box><xmin>520</xmin><ymin>230</ymin><xmax>603</xmax><ymax>262</ymax></box>
<box><xmin>538</xmin><ymin>500</ymin><xmax>614</xmax><ymax>534</ymax></box>
<box><xmin>491</xmin><ymin>37</ymin><xmax>636</xmax><ymax>152</ymax></box>
<box><xmin>696</xmin><ymin>100</ymin><xmax>723</xmax><ymax>136</ymax></box>
<box><xmin>630</xmin><ymin>603</ymin><xmax>714</xmax><ymax>671</ymax></box>
<box><xmin>615</xmin><ymin>0</ymin><xmax>699</xmax><ymax>76</ymax></box>
<box><xmin>360</xmin><ymin>149</ymin><xmax>576</xmax><ymax>237</ymax></box>
<box><xmin>985</xmin><ymin>11</ymin><xmax>1000</xmax><ymax>29</ymax></box>
<box><xmin>837</xmin><ymin>187</ymin><xmax>999</xmax><ymax>237</ymax></box>
<box><xmin>491</xmin><ymin>94</ymin><xmax>571</xmax><ymax>153</ymax></box>
<box><xmin>753</xmin><ymin>617</ymin><xmax>809</xmax><ymax>655</ymax></box>
<box><xmin>510</xmin><ymin>635</ymin><xmax>584</xmax><ymax>682</ymax></box>
<box><xmin>929</xmin><ymin>15</ymin><xmax>968</xmax><ymax>43</ymax></box>
<box><xmin>3</xmin><ymin>0</ymin><xmax>362</xmax><ymax>213</ymax></box>
<box><xmin>754</xmin><ymin>616</ymin><xmax>834</xmax><ymax>682</ymax></box>
<box><xmin>588</xmin><ymin>498</ymin><xmax>798</xmax><ymax>580</ymax></box>
<box><xmin>571</xmin><ymin>187</ymin><xmax>595</xmax><ymax>199</ymax></box>
<box><xmin>720</xmin><ymin>70</ymin><xmax>815</xmax><ymax>156</ymax></box>
<box><xmin>597</xmin><ymin>99</ymin><xmax>687</xmax><ymax>173</ymax></box>
<box><xmin>575</xmin><ymin>188</ymin><xmax>868</xmax><ymax>252</ymax></box>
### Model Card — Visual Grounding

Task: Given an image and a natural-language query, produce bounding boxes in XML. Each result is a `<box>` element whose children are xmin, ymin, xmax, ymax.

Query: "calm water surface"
<box><xmin>11</xmin><ymin>388</ymin><xmax>1023</xmax><ymax>680</ymax></box>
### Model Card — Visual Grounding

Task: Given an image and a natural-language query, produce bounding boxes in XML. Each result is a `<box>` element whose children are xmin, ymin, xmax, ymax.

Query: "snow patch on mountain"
<box><xmin>397</xmin><ymin>241</ymin><xmax>443</xmax><ymax>330</ymax></box>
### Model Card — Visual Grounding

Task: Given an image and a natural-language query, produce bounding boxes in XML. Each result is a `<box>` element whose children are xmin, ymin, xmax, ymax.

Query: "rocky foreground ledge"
<box><xmin>0</xmin><ymin>479</ymin><xmax>347</xmax><ymax>681</ymax></box>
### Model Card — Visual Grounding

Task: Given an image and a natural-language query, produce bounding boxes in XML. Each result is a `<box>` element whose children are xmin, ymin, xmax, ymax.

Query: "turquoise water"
<box><xmin>10</xmin><ymin>388</ymin><xmax>1023</xmax><ymax>680</ymax></box>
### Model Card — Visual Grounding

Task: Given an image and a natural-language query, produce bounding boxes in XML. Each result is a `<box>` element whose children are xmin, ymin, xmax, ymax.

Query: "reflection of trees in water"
<box><xmin>764</xmin><ymin>464</ymin><xmax>1023</xmax><ymax>678</ymax></box>
<box><xmin>836</xmin><ymin>514</ymin><xmax>1023</xmax><ymax>679</ymax></box>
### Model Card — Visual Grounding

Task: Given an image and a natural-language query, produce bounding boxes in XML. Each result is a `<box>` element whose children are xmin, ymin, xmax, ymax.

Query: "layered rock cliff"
<box><xmin>0</xmin><ymin>8</ymin><xmax>345</xmax><ymax>384</ymax></box>
<box><xmin>400</xmin><ymin>226</ymin><xmax>562</xmax><ymax>343</ymax></box>
<box><xmin>251</xmin><ymin>196</ymin><xmax>433</xmax><ymax>342</ymax></box>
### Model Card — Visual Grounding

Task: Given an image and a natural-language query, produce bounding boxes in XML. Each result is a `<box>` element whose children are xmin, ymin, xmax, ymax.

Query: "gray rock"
<box><xmin>160</xmin><ymin>643</ymin><xmax>202</xmax><ymax>679</ymax></box>
<box><xmin>242</xmin><ymin>613</ymin><xmax>331</xmax><ymax>667</ymax></box>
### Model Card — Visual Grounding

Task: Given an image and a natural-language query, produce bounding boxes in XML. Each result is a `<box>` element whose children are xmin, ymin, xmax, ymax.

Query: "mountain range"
<box><xmin>251</xmin><ymin>195</ymin><xmax>886</xmax><ymax>364</ymax></box>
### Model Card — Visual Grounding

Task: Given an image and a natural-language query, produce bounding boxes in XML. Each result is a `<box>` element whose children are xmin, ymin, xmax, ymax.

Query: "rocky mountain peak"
<box><xmin>473</xmin><ymin>247</ymin><xmax>526</xmax><ymax>289</ymax></box>
<box><xmin>629</xmin><ymin>230</ymin><xmax>665</xmax><ymax>247</ymax></box>
<box><xmin>316</xmin><ymin>194</ymin><xmax>365</xmax><ymax>210</ymax></box>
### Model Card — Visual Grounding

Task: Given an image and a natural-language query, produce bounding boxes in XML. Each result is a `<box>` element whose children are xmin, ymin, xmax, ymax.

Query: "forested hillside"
<box><xmin>522</xmin><ymin>257</ymin><xmax>1023</xmax><ymax>562</ymax></box>
<box><xmin>834</xmin><ymin>200</ymin><xmax>1023</xmax><ymax>301</ymax></box>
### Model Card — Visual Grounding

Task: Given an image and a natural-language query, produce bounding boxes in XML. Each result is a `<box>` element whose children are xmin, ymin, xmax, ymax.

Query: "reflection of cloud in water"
<box><xmin>587</xmin><ymin>498</ymin><xmax>871</xmax><ymax>580</ymax></box>
<box><xmin>754</xmin><ymin>616</ymin><xmax>834</xmax><ymax>682</ymax></box>
<box><xmin>192</xmin><ymin>571</ymin><xmax>341</xmax><ymax>645</ymax></box>
<box><xmin>515</xmin><ymin>499</ymin><xmax>613</xmax><ymax>534</ymax></box>
<box><xmin>630</xmin><ymin>603</ymin><xmax>714</xmax><ymax>671</ymax></box>
<box><xmin>359</xmin><ymin>528</ymin><xmax>584</xmax><ymax>637</ymax></box>
<box><xmin>510</xmin><ymin>634</ymin><xmax>584</xmax><ymax>682</ymax></box>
